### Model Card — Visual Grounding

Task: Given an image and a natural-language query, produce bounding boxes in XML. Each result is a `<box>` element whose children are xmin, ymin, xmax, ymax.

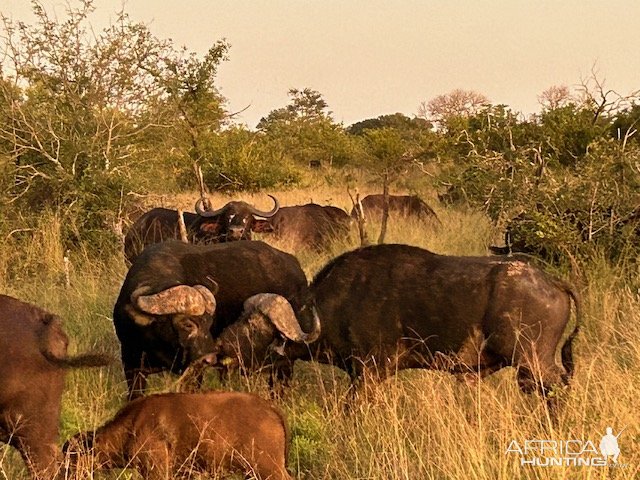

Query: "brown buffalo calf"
<box><xmin>64</xmin><ymin>391</ymin><xmax>292</xmax><ymax>480</ymax></box>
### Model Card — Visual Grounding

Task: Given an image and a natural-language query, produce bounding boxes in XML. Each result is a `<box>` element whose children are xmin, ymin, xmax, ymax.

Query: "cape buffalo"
<box><xmin>350</xmin><ymin>194</ymin><xmax>439</xmax><ymax>223</ymax></box>
<box><xmin>211</xmin><ymin>244</ymin><xmax>581</xmax><ymax>399</ymax></box>
<box><xmin>0</xmin><ymin>295</ymin><xmax>110</xmax><ymax>479</ymax></box>
<box><xmin>255</xmin><ymin>203</ymin><xmax>353</xmax><ymax>250</ymax></box>
<box><xmin>64</xmin><ymin>391</ymin><xmax>292</xmax><ymax>480</ymax></box>
<box><xmin>113</xmin><ymin>240</ymin><xmax>308</xmax><ymax>398</ymax></box>
<box><xmin>124</xmin><ymin>195</ymin><xmax>280</xmax><ymax>263</ymax></box>
<box><xmin>211</xmin><ymin>293</ymin><xmax>320</xmax><ymax>378</ymax></box>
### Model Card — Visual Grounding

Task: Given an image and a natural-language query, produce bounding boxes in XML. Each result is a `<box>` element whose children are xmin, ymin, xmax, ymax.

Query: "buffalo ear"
<box><xmin>124</xmin><ymin>304</ymin><xmax>155</xmax><ymax>326</ymax></box>
<box><xmin>267</xmin><ymin>338</ymin><xmax>287</xmax><ymax>356</ymax></box>
<box><xmin>199</xmin><ymin>219</ymin><xmax>222</xmax><ymax>234</ymax></box>
<box><xmin>251</xmin><ymin>219</ymin><xmax>274</xmax><ymax>233</ymax></box>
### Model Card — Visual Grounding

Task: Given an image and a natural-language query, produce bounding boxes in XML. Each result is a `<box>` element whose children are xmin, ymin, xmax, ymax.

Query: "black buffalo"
<box><xmin>256</xmin><ymin>203</ymin><xmax>353</xmax><ymax>250</ymax></box>
<box><xmin>0</xmin><ymin>295</ymin><xmax>109</xmax><ymax>478</ymax></box>
<box><xmin>113</xmin><ymin>240</ymin><xmax>308</xmax><ymax>398</ymax></box>
<box><xmin>123</xmin><ymin>195</ymin><xmax>280</xmax><ymax>263</ymax></box>
<box><xmin>211</xmin><ymin>244</ymin><xmax>581</xmax><ymax>399</ymax></box>
<box><xmin>350</xmin><ymin>194</ymin><xmax>439</xmax><ymax>223</ymax></box>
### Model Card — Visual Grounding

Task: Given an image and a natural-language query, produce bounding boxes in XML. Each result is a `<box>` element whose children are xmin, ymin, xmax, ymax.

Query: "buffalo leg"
<box><xmin>454</xmin><ymin>357</ymin><xmax>506</xmax><ymax>386</ymax></box>
<box><xmin>136</xmin><ymin>440</ymin><xmax>172</xmax><ymax>480</ymax></box>
<box><xmin>344</xmin><ymin>357</ymin><xmax>390</xmax><ymax>405</ymax></box>
<box><xmin>250</xmin><ymin>458</ymin><xmax>293</xmax><ymax>480</ymax></box>
<box><xmin>125</xmin><ymin>369</ymin><xmax>148</xmax><ymax>400</ymax></box>
<box><xmin>15</xmin><ymin>430</ymin><xmax>61</xmax><ymax>479</ymax></box>
<box><xmin>122</xmin><ymin>346</ymin><xmax>148</xmax><ymax>400</ymax></box>
<box><xmin>268</xmin><ymin>363</ymin><xmax>293</xmax><ymax>398</ymax></box>
<box><xmin>516</xmin><ymin>365</ymin><xmax>567</xmax><ymax>423</ymax></box>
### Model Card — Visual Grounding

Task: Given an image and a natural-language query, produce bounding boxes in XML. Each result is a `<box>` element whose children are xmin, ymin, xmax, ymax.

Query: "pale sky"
<box><xmin>3</xmin><ymin>1</ymin><xmax>640</xmax><ymax>128</ymax></box>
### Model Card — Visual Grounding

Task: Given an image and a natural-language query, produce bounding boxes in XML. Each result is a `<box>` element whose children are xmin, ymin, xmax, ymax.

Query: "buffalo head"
<box><xmin>125</xmin><ymin>282</ymin><xmax>219</xmax><ymax>370</ymax></box>
<box><xmin>195</xmin><ymin>195</ymin><xmax>280</xmax><ymax>241</ymax></box>
<box><xmin>211</xmin><ymin>293</ymin><xmax>320</xmax><ymax>373</ymax></box>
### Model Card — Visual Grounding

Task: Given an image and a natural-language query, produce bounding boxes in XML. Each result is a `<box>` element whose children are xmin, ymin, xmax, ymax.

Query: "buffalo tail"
<box><xmin>559</xmin><ymin>282</ymin><xmax>582</xmax><ymax>382</ymax></box>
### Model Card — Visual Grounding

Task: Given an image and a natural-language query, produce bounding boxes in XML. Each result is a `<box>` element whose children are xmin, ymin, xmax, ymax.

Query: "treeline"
<box><xmin>1</xmin><ymin>1</ymin><xmax>638</xmax><ymax>261</ymax></box>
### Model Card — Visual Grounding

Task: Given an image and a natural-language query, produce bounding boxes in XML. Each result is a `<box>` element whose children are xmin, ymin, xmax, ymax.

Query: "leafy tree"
<box><xmin>257</xmin><ymin>88</ymin><xmax>356</xmax><ymax>167</ymax></box>
<box><xmin>0</xmin><ymin>0</ymin><xmax>229</xmax><ymax>251</ymax></box>
<box><xmin>358</xmin><ymin>128</ymin><xmax>416</xmax><ymax>243</ymax></box>
<box><xmin>150</xmin><ymin>41</ymin><xmax>230</xmax><ymax>186</ymax></box>
<box><xmin>611</xmin><ymin>103</ymin><xmax>640</xmax><ymax>146</ymax></box>
<box><xmin>199</xmin><ymin>126</ymin><xmax>301</xmax><ymax>191</ymax></box>
<box><xmin>347</xmin><ymin>113</ymin><xmax>432</xmax><ymax>136</ymax></box>
<box><xmin>536</xmin><ymin>104</ymin><xmax>602</xmax><ymax>167</ymax></box>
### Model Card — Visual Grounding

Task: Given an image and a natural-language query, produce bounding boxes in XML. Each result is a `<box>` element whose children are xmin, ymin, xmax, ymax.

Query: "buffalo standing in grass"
<box><xmin>256</xmin><ymin>203</ymin><xmax>353</xmax><ymax>250</ymax></box>
<box><xmin>211</xmin><ymin>244</ymin><xmax>581</xmax><ymax>400</ymax></box>
<box><xmin>113</xmin><ymin>240</ymin><xmax>310</xmax><ymax>398</ymax></box>
<box><xmin>124</xmin><ymin>195</ymin><xmax>280</xmax><ymax>263</ymax></box>
<box><xmin>350</xmin><ymin>194</ymin><xmax>439</xmax><ymax>223</ymax></box>
<box><xmin>64</xmin><ymin>391</ymin><xmax>292</xmax><ymax>480</ymax></box>
<box><xmin>0</xmin><ymin>295</ymin><xmax>110</xmax><ymax>479</ymax></box>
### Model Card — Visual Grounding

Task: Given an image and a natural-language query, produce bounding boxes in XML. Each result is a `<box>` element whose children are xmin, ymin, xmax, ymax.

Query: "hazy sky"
<box><xmin>3</xmin><ymin>1</ymin><xmax>640</xmax><ymax>128</ymax></box>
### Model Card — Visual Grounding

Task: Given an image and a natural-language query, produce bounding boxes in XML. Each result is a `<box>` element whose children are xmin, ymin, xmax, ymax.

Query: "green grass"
<box><xmin>1</xmin><ymin>189</ymin><xmax>639</xmax><ymax>479</ymax></box>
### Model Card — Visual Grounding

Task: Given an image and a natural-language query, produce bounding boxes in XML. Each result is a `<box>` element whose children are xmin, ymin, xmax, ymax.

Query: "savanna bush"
<box><xmin>197</xmin><ymin>128</ymin><xmax>303</xmax><ymax>191</ymax></box>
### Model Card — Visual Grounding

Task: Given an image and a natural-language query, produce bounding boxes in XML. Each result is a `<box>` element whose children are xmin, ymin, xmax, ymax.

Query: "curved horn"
<box><xmin>243</xmin><ymin>294</ymin><xmax>320</xmax><ymax>344</ymax></box>
<box><xmin>192</xmin><ymin>285</ymin><xmax>217</xmax><ymax>315</ymax></box>
<box><xmin>249</xmin><ymin>195</ymin><xmax>280</xmax><ymax>218</ymax></box>
<box><xmin>195</xmin><ymin>198</ymin><xmax>227</xmax><ymax>218</ymax></box>
<box><xmin>133</xmin><ymin>285</ymin><xmax>216</xmax><ymax>316</ymax></box>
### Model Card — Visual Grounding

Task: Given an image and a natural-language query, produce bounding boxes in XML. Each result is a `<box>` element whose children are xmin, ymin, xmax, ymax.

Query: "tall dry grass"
<box><xmin>0</xmin><ymin>184</ymin><xmax>638</xmax><ymax>479</ymax></box>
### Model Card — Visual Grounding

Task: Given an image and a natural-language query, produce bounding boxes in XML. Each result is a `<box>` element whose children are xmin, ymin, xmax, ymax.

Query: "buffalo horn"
<box><xmin>134</xmin><ymin>285</ymin><xmax>216</xmax><ymax>317</ymax></box>
<box><xmin>243</xmin><ymin>293</ymin><xmax>320</xmax><ymax>344</ymax></box>
<box><xmin>195</xmin><ymin>198</ymin><xmax>226</xmax><ymax>218</ymax></box>
<box><xmin>248</xmin><ymin>194</ymin><xmax>280</xmax><ymax>218</ymax></box>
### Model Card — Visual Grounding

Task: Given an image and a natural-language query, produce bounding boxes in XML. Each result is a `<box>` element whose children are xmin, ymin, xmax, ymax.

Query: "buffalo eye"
<box><xmin>185</xmin><ymin>321</ymin><xmax>198</xmax><ymax>339</ymax></box>
<box><xmin>174</xmin><ymin>317</ymin><xmax>199</xmax><ymax>339</ymax></box>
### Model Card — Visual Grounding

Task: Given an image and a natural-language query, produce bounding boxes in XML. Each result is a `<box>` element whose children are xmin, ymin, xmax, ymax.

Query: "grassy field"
<box><xmin>1</xmin><ymin>183</ymin><xmax>639</xmax><ymax>479</ymax></box>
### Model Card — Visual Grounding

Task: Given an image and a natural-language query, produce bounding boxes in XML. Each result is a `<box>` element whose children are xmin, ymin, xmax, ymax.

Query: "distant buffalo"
<box><xmin>210</xmin><ymin>244</ymin><xmax>581</xmax><ymax>401</ymax></box>
<box><xmin>350</xmin><ymin>194</ymin><xmax>439</xmax><ymax>223</ymax></box>
<box><xmin>124</xmin><ymin>195</ymin><xmax>280</xmax><ymax>263</ymax></box>
<box><xmin>113</xmin><ymin>240</ymin><xmax>309</xmax><ymax>398</ymax></box>
<box><xmin>64</xmin><ymin>391</ymin><xmax>292</xmax><ymax>480</ymax></box>
<box><xmin>0</xmin><ymin>295</ymin><xmax>110</xmax><ymax>479</ymax></box>
<box><xmin>256</xmin><ymin>203</ymin><xmax>353</xmax><ymax>250</ymax></box>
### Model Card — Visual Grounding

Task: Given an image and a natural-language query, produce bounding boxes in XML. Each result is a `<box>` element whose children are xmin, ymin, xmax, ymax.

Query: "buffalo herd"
<box><xmin>0</xmin><ymin>192</ymin><xmax>583</xmax><ymax>479</ymax></box>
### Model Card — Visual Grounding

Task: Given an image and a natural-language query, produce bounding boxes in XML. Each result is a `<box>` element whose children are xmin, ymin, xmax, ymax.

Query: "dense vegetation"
<box><xmin>2</xmin><ymin>1</ymin><xmax>639</xmax><ymax>264</ymax></box>
<box><xmin>0</xmin><ymin>2</ymin><xmax>639</xmax><ymax>479</ymax></box>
